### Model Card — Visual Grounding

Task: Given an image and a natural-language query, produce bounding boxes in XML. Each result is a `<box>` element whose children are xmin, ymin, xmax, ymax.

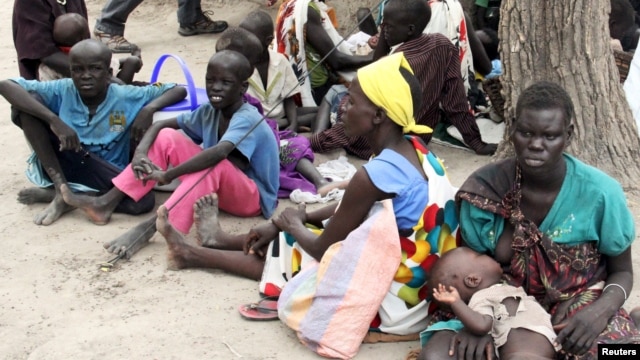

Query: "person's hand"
<box><xmin>131</xmin><ymin>152</ymin><xmax>163</xmax><ymax>185</ymax></box>
<box><xmin>554</xmin><ymin>304</ymin><xmax>608</xmax><ymax>356</ymax></box>
<box><xmin>285</xmin><ymin>123</ymin><xmax>298</xmax><ymax>133</ymax></box>
<box><xmin>50</xmin><ymin>119</ymin><xmax>81</xmax><ymax>152</ymax></box>
<box><xmin>243</xmin><ymin>221</ymin><xmax>280</xmax><ymax>258</ymax></box>
<box><xmin>449</xmin><ymin>329</ymin><xmax>495</xmax><ymax>360</ymax></box>
<box><xmin>272</xmin><ymin>203</ymin><xmax>307</xmax><ymax>234</ymax></box>
<box><xmin>131</xmin><ymin>107</ymin><xmax>154</xmax><ymax>142</ymax></box>
<box><xmin>474</xmin><ymin>143</ymin><xmax>497</xmax><ymax>156</ymax></box>
<box><xmin>432</xmin><ymin>284</ymin><xmax>460</xmax><ymax>305</ymax></box>
<box><xmin>139</xmin><ymin>167</ymin><xmax>171</xmax><ymax>186</ymax></box>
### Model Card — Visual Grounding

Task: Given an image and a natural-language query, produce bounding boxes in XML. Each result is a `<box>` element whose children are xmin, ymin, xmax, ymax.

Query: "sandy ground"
<box><xmin>1</xmin><ymin>1</ymin><xmax>640</xmax><ymax>359</ymax></box>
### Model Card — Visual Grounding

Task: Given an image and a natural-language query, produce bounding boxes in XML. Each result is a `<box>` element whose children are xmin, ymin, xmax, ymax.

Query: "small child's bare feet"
<box><xmin>157</xmin><ymin>205</ymin><xmax>191</xmax><ymax>270</ymax></box>
<box><xmin>194</xmin><ymin>194</ymin><xmax>223</xmax><ymax>248</ymax></box>
<box><xmin>33</xmin><ymin>193</ymin><xmax>75</xmax><ymax>226</ymax></box>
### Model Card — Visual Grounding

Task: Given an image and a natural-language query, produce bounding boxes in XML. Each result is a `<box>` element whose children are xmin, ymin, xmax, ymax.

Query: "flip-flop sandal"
<box><xmin>238</xmin><ymin>296</ymin><xmax>279</xmax><ymax>321</ymax></box>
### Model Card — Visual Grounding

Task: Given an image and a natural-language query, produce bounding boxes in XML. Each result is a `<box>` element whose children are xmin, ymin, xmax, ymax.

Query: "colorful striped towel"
<box><xmin>277</xmin><ymin>200</ymin><xmax>400</xmax><ymax>359</ymax></box>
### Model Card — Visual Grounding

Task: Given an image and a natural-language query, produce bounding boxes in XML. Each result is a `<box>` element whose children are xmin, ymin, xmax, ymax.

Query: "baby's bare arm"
<box><xmin>434</xmin><ymin>284</ymin><xmax>493</xmax><ymax>336</ymax></box>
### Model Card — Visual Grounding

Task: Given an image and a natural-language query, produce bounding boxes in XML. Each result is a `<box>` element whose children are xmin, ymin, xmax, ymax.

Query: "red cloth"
<box><xmin>12</xmin><ymin>0</ymin><xmax>88</xmax><ymax>79</ymax></box>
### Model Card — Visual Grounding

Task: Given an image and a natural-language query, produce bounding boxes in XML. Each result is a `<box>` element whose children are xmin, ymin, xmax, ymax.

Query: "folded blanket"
<box><xmin>277</xmin><ymin>200</ymin><xmax>400</xmax><ymax>359</ymax></box>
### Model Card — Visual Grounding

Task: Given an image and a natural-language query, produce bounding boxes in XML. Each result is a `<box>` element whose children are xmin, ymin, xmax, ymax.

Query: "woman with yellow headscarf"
<box><xmin>155</xmin><ymin>52</ymin><xmax>460</xmax><ymax>359</ymax></box>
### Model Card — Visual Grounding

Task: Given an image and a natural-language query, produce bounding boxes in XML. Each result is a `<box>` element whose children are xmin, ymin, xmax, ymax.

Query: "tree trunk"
<box><xmin>495</xmin><ymin>0</ymin><xmax>640</xmax><ymax>189</ymax></box>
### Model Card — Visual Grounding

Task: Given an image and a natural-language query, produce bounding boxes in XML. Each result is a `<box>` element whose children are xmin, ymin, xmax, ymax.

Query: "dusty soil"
<box><xmin>1</xmin><ymin>1</ymin><xmax>639</xmax><ymax>359</ymax></box>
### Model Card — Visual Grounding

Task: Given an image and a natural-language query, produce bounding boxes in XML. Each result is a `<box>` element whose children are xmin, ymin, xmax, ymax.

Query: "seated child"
<box><xmin>429</xmin><ymin>247</ymin><xmax>560</xmax><ymax>359</ymax></box>
<box><xmin>239</xmin><ymin>10</ymin><xmax>318</xmax><ymax>132</ymax></box>
<box><xmin>216</xmin><ymin>26</ymin><xmax>346</xmax><ymax>199</ymax></box>
<box><xmin>39</xmin><ymin>13</ymin><xmax>142</xmax><ymax>84</ymax></box>
<box><xmin>59</xmin><ymin>50</ymin><xmax>280</xmax><ymax>259</ymax></box>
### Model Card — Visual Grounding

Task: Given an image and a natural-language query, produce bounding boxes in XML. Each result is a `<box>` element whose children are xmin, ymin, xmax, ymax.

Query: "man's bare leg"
<box><xmin>193</xmin><ymin>194</ymin><xmax>245</xmax><ymax>249</ymax></box>
<box><xmin>157</xmin><ymin>205</ymin><xmax>264</xmax><ymax>280</ymax></box>
<box><xmin>19</xmin><ymin>113</ymin><xmax>75</xmax><ymax>225</ymax></box>
<box><xmin>59</xmin><ymin>183</ymin><xmax>125</xmax><ymax>225</ymax></box>
<box><xmin>18</xmin><ymin>187</ymin><xmax>55</xmax><ymax>204</ymax></box>
<box><xmin>104</xmin><ymin>215</ymin><xmax>157</xmax><ymax>259</ymax></box>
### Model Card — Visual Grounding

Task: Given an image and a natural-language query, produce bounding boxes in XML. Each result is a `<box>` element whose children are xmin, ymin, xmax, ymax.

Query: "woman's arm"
<box><xmin>554</xmin><ymin>247</ymin><xmax>633</xmax><ymax>355</ymax></box>
<box><xmin>276</xmin><ymin>168</ymin><xmax>387</xmax><ymax>260</ymax></box>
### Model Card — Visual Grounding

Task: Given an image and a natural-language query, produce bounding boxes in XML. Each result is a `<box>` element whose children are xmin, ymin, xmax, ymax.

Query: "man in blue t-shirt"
<box><xmin>0</xmin><ymin>39</ymin><xmax>186</xmax><ymax>226</ymax></box>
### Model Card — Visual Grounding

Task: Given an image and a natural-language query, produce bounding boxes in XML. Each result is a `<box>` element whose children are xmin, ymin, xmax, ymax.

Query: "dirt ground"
<box><xmin>1</xmin><ymin>1</ymin><xmax>639</xmax><ymax>359</ymax></box>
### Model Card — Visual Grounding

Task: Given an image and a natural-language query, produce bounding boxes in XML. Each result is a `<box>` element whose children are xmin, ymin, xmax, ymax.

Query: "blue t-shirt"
<box><xmin>362</xmin><ymin>148</ymin><xmax>429</xmax><ymax>231</ymax></box>
<box><xmin>177</xmin><ymin>102</ymin><xmax>279</xmax><ymax>218</ymax></box>
<box><xmin>13</xmin><ymin>78</ymin><xmax>176</xmax><ymax>169</ymax></box>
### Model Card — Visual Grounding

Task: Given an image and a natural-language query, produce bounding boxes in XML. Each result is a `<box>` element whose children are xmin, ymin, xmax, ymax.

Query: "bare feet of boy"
<box><xmin>33</xmin><ymin>193</ymin><xmax>75</xmax><ymax>225</ymax></box>
<box><xmin>193</xmin><ymin>194</ymin><xmax>221</xmax><ymax>248</ymax></box>
<box><xmin>103</xmin><ymin>216</ymin><xmax>157</xmax><ymax>259</ymax></box>
<box><xmin>18</xmin><ymin>187</ymin><xmax>55</xmax><ymax>204</ymax></box>
<box><xmin>157</xmin><ymin>205</ymin><xmax>190</xmax><ymax>270</ymax></box>
<box><xmin>59</xmin><ymin>183</ymin><xmax>111</xmax><ymax>225</ymax></box>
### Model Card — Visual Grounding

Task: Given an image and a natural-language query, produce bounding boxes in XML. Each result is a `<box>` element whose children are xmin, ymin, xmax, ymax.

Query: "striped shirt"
<box><xmin>310</xmin><ymin>33</ymin><xmax>485</xmax><ymax>158</ymax></box>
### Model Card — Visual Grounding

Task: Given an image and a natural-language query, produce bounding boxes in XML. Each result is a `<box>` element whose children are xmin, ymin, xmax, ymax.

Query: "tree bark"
<box><xmin>496</xmin><ymin>0</ymin><xmax>640</xmax><ymax>189</ymax></box>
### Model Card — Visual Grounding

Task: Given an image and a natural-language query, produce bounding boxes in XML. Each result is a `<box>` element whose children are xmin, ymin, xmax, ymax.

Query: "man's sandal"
<box><xmin>238</xmin><ymin>296</ymin><xmax>279</xmax><ymax>321</ymax></box>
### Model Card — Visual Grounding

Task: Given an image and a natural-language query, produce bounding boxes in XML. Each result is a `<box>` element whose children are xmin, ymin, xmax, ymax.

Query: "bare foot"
<box><xmin>59</xmin><ymin>183</ymin><xmax>111</xmax><ymax>225</ymax></box>
<box><xmin>18</xmin><ymin>187</ymin><xmax>55</xmax><ymax>204</ymax></box>
<box><xmin>157</xmin><ymin>205</ymin><xmax>191</xmax><ymax>270</ymax></box>
<box><xmin>317</xmin><ymin>179</ymin><xmax>350</xmax><ymax>197</ymax></box>
<box><xmin>103</xmin><ymin>216</ymin><xmax>156</xmax><ymax>259</ymax></box>
<box><xmin>33</xmin><ymin>193</ymin><xmax>75</xmax><ymax>226</ymax></box>
<box><xmin>193</xmin><ymin>194</ymin><xmax>223</xmax><ymax>248</ymax></box>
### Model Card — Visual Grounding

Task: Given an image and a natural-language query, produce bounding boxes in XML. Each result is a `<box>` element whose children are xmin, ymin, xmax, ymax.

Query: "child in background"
<box><xmin>239</xmin><ymin>10</ymin><xmax>318</xmax><ymax>132</ymax></box>
<box><xmin>216</xmin><ymin>26</ymin><xmax>347</xmax><ymax>200</ymax></box>
<box><xmin>39</xmin><ymin>13</ymin><xmax>142</xmax><ymax>84</ymax></box>
<box><xmin>429</xmin><ymin>247</ymin><xmax>559</xmax><ymax>359</ymax></box>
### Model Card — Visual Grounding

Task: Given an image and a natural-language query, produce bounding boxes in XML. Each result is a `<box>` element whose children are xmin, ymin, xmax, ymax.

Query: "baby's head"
<box><xmin>239</xmin><ymin>10</ymin><xmax>274</xmax><ymax>51</ymax></box>
<box><xmin>215</xmin><ymin>26</ymin><xmax>263</xmax><ymax>69</ymax></box>
<box><xmin>428</xmin><ymin>247</ymin><xmax>503</xmax><ymax>303</ymax></box>
<box><xmin>53</xmin><ymin>13</ymin><xmax>91</xmax><ymax>48</ymax></box>
<box><xmin>205</xmin><ymin>50</ymin><xmax>253</xmax><ymax>109</ymax></box>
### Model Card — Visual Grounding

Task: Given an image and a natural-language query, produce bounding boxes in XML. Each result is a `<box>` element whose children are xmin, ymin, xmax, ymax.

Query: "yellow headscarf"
<box><xmin>357</xmin><ymin>52</ymin><xmax>432</xmax><ymax>134</ymax></box>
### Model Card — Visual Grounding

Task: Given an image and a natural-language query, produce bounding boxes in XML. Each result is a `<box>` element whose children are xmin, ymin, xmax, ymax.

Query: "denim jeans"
<box><xmin>94</xmin><ymin>0</ymin><xmax>203</xmax><ymax>34</ymax></box>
